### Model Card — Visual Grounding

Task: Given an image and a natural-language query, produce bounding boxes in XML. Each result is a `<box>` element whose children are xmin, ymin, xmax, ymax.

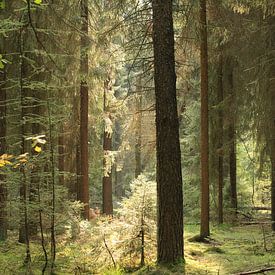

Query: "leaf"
<box><xmin>34</xmin><ymin>0</ymin><xmax>42</xmax><ymax>4</ymax></box>
<box><xmin>34</xmin><ymin>146</ymin><xmax>42</xmax><ymax>153</ymax></box>
<box><xmin>0</xmin><ymin>61</ymin><xmax>4</xmax><ymax>69</ymax></box>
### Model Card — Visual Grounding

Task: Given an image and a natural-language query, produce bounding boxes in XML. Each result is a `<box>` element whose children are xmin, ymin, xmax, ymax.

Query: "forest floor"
<box><xmin>0</xmin><ymin>223</ymin><xmax>274</xmax><ymax>274</ymax></box>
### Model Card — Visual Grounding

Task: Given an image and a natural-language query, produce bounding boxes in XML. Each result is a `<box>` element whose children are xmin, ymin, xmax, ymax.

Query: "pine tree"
<box><xmin>152</xmin><ymin>0</ymin><xmax>184</xmax><ymax>263</ymax></box>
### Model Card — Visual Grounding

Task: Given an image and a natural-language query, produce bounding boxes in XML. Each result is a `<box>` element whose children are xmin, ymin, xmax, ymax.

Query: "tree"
<box><xmin>103</xmin><ymin>78</ymin><xmax>113</xmax><ymax>215</ymax></box>
<box><xmin>0</xmin><ymin>50</ymin><xmax>7</xmax><ymax>241</ymax></box>
<box><xmin>217</xmin><ymin>52</ymin><xmax>224</xmax><ymax>224</ymax></box>
<box><xmin>267</xmin><ymin>13</ymin><xmax>275</xmax><ymax>231</ymax></box>
<box><xmin>200</xmin><ymin>0</ymin><xmax>210</xmax><ymax>238</ymax></box>
<box><xmin>135</xmin><ymin>78</ymin><xmax>142</xmax><ymax>178</ymax></box>
<box><xmin>152</xmin><ymin>0</ymin><xmax>184</xmax><ymax>264</ymax></box>
<box><xmin>79</xmin><ymin>0</ymin><xmax>89</xmax><ymax>220</ymax></box>
<box><xmin>227</xmin><ymin>59</ymin><xmax>237</xmax><ymax>215</ymax></box>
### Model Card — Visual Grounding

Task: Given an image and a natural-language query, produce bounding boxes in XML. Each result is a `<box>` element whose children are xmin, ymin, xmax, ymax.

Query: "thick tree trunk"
<box><xmin>200</xmin><ymin>0</ymin><xmax>210</xmax><ymax>238</ymax></box>
<box><xmin>0</xmin><ymin>62</ymin><xmax>7</xmax><ymax>241</ymax></box>
<box><xmin>102</xmin><ymin>79</ymin><xmax>113</xmax><ymax>215</ymax></box>
<box><xmin>217</xmin><ymin>53</ymin><xmax>224</xmax><ymax>224</ymax></box>
<box><xmin>152</xmin><ymin>0</ymin><xmax>184</xmax><ymax>264</ymax></box>
<box><xmin>79</xmin><ymin>0</ymin><xmax>89</xmax><ymax>220</ymax></box>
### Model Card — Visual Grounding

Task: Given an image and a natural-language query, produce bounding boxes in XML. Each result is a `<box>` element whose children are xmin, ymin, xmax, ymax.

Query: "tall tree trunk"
<box><xmin>200</xmin><ymin>0</ymin><xmax>210</xmax><ymax>238</ymax></box>
<box><xmin>135</xmin><ymin>93</ymin><xmax>142</xmax><ymax>178</ymax></box>
<box><xmin>29</xmin><ymin>89</ymin><xmax>41</xmax><ymax>237</ymax></box>
<box><xmin>0</xmin><ymin>56</ymin><xmax>7</xmax><ymax>241</ymax></box>
<box><xmin>58</xmin><ymin>125</ymin><xmax>65</xmax><ymax>186</ymax></box>
<box><xmin>268</xmin><ymin>13</ymin><xmax>275</xmax><ymax>231</ymax></box>
<box><xmin>102</xmin><ymin>79</ymin><xmax>113</xmax><ymax>215</ymax></box>
<box><xmin>152</xmin><ymin>0</ymin><xmax>184</xmax><ymax>264</ymax></box>
<box><xmin>79</xmin><ymin>0</ymin><xmax>89</xmax><ymax>220</ymax></box>
<box><xmin>18</xmin><ymin>29</ymin><xmax>31</xmax><ymax>265</ymax></box>
<box><xmin>228</xmin><ymin>64</ymin><xmax>237</xmax><ymax>213</ymax></box>
<box><xmin>217</xmin><ymin>53</ymin><xmax>224</xmax><ymax>224</ymax></box>
<box><xmin>113</xmin><ymin>121</ymin><xmax>123</xmax><ymax>198</ymax></box>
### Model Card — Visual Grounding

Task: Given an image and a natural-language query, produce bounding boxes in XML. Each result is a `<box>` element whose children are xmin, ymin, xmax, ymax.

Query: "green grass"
<box><xmin>0</xmin><ymin>224</ymin><xmax>274</xmax><ymax>274</ymax></box>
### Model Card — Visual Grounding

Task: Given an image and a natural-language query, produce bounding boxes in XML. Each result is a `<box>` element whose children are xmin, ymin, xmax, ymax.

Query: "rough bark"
<box><xmin>152</xmin><ymin>0</ymin><xmax>184</xmax><ymax>264</ymax></box>
<box><xmin>102</xmin><ymin>79</ymin><xmax>113</xmax><ymax>215</ymax></box>
<box><xmin>79</xmin><ymin>0</ymin><xmax>89</xmax><ymax>220</ymax></box>
<box><xmin>200</xmin><ymin>0</ymin><xmax>210</xmax><ymax>238</ymax></box>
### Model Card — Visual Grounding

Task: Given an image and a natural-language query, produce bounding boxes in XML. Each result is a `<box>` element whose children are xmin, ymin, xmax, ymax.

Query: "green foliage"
<box><xmin>0</xmin><ymin>0</ymin><xmax>5</xmax><ymax>10</ymax></box>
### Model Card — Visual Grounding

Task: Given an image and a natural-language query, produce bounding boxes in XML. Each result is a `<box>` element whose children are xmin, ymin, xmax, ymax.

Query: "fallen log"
<box><xmin>234</xmin><ymin>266</ymin><xmax>275</xmax><ymax>275</ymax></box>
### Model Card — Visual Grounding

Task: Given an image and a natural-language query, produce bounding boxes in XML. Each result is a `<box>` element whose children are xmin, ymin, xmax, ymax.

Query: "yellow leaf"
<box><xmin>34</xmin><ymin>146</ymin><xmax>42</xmax><ymax>153</ymax></box>
<box><xmin>19</xmin><ymin>158</ymin><xmax>27</xmax><ymax>163</ymax></box>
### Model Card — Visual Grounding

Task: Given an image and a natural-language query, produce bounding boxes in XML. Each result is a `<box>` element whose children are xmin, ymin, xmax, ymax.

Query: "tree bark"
<box><xmin>228</xmin><ymin>63</ymin><xmax>237</xmax><ymax>213</ymax></box>
<box><xmin>58</xmin><ymin>126</ymin><xmax>65</xmax><ymax>186</ymax></box>
<box><xmin>18</xmin><ymin>29</ymin><xmax>31</xmax><ymax>265</ymax></box>
<box><xmin>135</xmin><ymin>79</ymin><xmax>142</xmax><ymax>178</ymax></box>
<box><xmin>200</xmin><ymin>0</ymin><xmax>210</xmax><ymax>238</ymax></box>
<box><xmin>102</xmin><ymin>79</ymin><xmax>113</xmax><ymax>215</ymax></box>
<box><xmin>268</xmin><ymin>14</ymin><xmax>275</xmax><ymax>231</ymax></box>
<box><xmin>79</xmin><ymin>0</ymin><xmax>89</xmax><ymax>220</ymax></box>
<box><xmin>217</xmin><ymin>53</ymin><xmax>224</xmax><ymax>224</ymax></box>
<box><xmin>152</xmin><ymin>0</ymin><xmax>184</xmax><ymax>264</ymax></box>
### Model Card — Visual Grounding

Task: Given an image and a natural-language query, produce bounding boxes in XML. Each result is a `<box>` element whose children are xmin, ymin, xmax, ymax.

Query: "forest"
<box><xmin>0</xmin><ymin>0</ymin><xmax>275</xmax><ymax>274</ymax></box>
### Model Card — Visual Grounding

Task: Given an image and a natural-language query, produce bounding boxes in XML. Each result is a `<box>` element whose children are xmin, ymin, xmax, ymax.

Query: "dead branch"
<box><xmin>234</xmin><ymin>266</ymin><xmax>275</xmax><ymax>275</ymax></box>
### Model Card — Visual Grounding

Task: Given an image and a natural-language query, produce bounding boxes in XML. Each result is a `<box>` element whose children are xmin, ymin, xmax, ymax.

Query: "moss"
<box><xmin>0</xmin><ymin>224</ymin><xmax>274</xmax><ymax>275</ymax></box>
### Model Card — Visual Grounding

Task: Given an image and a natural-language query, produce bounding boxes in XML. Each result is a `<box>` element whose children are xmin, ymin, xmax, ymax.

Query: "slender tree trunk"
<box><xmin>79</xmin><ymin>0</ymin><xmax>89</xmax><ymax>220</ymax></box>
<box><xmin>58</xmin><ymin>125</ymin><xmax>65</xmax><ymax>186</ymax></box>
<box><xmin>0</xmin><ymin>57</ymin><xmax>7</xmax><ymax>241</ymax></box>
<box><xmin>102</xmin><ymin>79</ymin><xmax>113</xmax><ymax>215</ymax></box>
<box><xmin>113</xmin><ymin>121</ymin><xmax>123</xmax><ymax>198</ymax></box>
<box><xmin>152</xmin><ymin>0</ymin><xmax>184</xmax><ymax>264</ymax></box>
<box><xmin>200</xmin><ymin>0</ymin><xmax>210</xmax><ymax>238</ymax></box>
<box><xmin>29</xmin><ymin>89</ymin><xmax>41</xmax><ymax>237</ymax></box>
<box><xmin>268</xmin><ymin>13</ymin><xmax>275</xmax><ymax>231</ymax></box>
<box><xmin>271</xmin><ymin>150</ymin><xmax>275</xmax><ymax>231</ymax></box>
<box><xmin>18</xmin><ymin>29</ymin><xmax>31</xmax><ymax>266</ymax></box>
<box><xmin>217</xmin><ymin>53</ymin><xmax>224</xmax><ymax>224</ymax></box>
<box><xmin>135</xmin><ymin>93</ymin><xmax>142</xmax><ymax>178</ymax></box>
<box><xmin>47</xmin><ymin>98</ymin><xmax>56</xmax><ymax>274</ymax></box>
<box><xmin>228</xmin><ymin>64</ymin><xmax>237</xmax><ymax>213</ymax></box>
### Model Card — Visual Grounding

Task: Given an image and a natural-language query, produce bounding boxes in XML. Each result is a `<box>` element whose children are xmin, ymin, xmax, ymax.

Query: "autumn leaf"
<box><xmin>34</xmin><ymin>146</ymin><xmax>42</xmax><ymax>153</ymax></box>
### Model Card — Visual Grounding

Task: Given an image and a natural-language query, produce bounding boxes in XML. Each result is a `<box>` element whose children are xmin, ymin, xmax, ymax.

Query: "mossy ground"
<box><xmin>0</xmin><ymin>224</ymin><xmax>274</xmax><ymax>274</ymax></box>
